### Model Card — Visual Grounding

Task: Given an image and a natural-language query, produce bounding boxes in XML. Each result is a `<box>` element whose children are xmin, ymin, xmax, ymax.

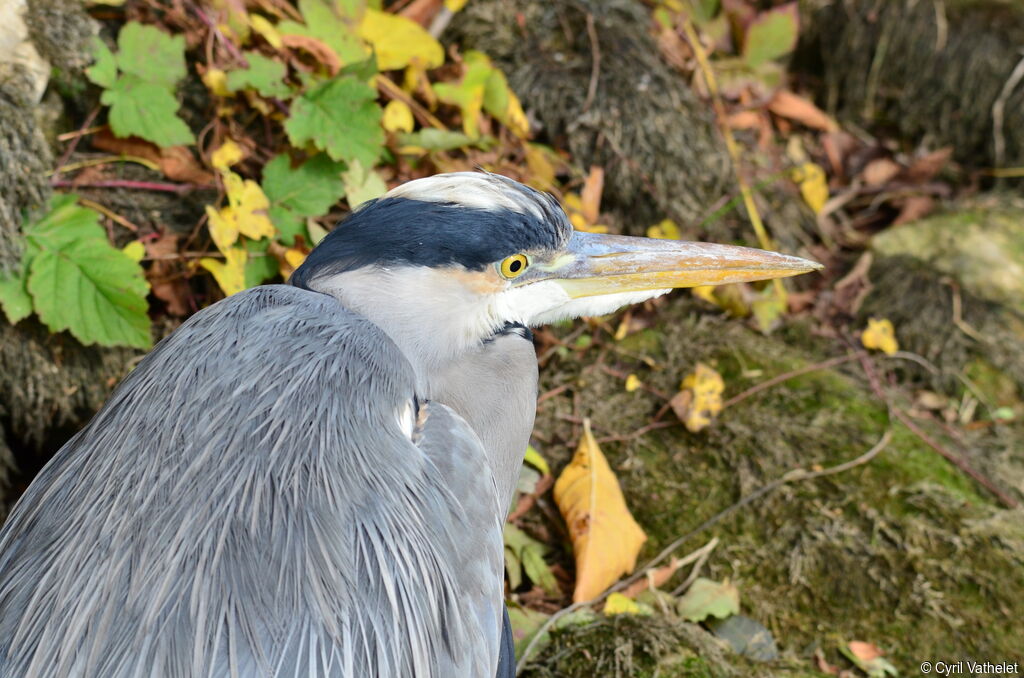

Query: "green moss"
<box><xmin>528</xmin><ymin>295</ymin><xmax>1024</xmax><ymax>675</ymax></box>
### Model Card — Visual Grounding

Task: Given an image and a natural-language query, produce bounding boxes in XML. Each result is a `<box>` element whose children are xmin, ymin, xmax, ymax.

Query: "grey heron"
<box><xmin>0</xmin><ymin>172</ymin><xmax>819</xmax><ymax>677</ymax></box>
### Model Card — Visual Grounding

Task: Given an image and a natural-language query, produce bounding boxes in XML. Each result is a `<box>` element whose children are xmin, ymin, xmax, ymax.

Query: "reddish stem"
<box><xmin>51</xmin><ymin>179</ymin><xmax>209</xmax><ymax>194</ymax></box>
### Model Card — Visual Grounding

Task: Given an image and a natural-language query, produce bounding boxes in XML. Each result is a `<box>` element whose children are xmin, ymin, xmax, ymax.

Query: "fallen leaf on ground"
<box><xmin>646</xmin><ymin>218</ymin><xmax>681</xmax><ymax>240</ymax></box>
<box><xmin>677</xmin><ymin>577</ymin><xmax>740</xmax><ymax>622</ymax></box>
<box><xmin>205</xmin><ymin>171</ymin><xmax>276</xmax><ymax>254</ymax></box>
<box><xmin>767</xmin><ymin>89</ymin><xmax>836</xmax><ymax>131</ymax></box>
<box><xmin>861</xmin><ymin>158</ymin><xmax>901</xmax><ymax>187</ymax></box>
<box><xmin>621</xmin><ymin>557</ymin><xmax>683</xmax><ymax>598</ymax></box>
<box><xmin>673</xmin><ymin>363</ymin><xmax>725</xmax><ymax>433</ymax></box>
<box><xmin>841</xmin><ymin>641</ymin><xmax>898</xmax><ymax>677</ymax></box>
<box><xmin>603</xmin><ymin>592</ymin><xmax>640</xmax><ymax>616</ymax></box>
<box><xmin>504</xmin><ymin>524</ymin><xmax>559</xmax><ymax>595</ymax></box>
<box><xmin>90</xmin><ymin>130</ymin><xmax>213</xmax><ymax>183</ymax></box>
<box><xmin>579</xmin><ymin>166</ymin><xmax>604</xmax><ymax>225</ymax></box>
<box><xmin>523</xmin><ymin>444</ymin><xmax>550</xmax><ymax>476</ymax></box>
<box><xmin>861</xmin><ymin>318</ymin><xmax>899</xmax><ymax>356</ymax></box>
<box><xmin>200</xmin><ymin>246</ymin><xmax>247</xmax><ymax>296</ymax></box>
<box><xmin>554</xmin><ymin>419</ymin><xmax>647</xmax><ymax>602</ymax></box>
<box><xmin>892</xmin><ymin>195</ymin><xmax>934</xmax><ymax>225</ymax></box>
<box><xmin>624</xmin><ymin>374</ymin><xmax>642</xmax><ymax>392</ymax></box>
<box><xmin>791</xmin><ymin>162</ymin><xmax>829</xmax><ymax>214</ymax></box>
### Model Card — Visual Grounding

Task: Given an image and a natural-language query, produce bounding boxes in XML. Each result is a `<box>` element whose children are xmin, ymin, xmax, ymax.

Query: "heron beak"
<box><xmin>534</xmin><ymin>231</ymin><xmax>822</xmax><ymax>298</ymax></box>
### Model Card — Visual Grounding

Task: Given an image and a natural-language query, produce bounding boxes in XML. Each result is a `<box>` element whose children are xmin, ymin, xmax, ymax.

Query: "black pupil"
<box><xmin>509</xmin><ymin>259</ymin><xmax>522</xmax><ymax>272</ymax></box>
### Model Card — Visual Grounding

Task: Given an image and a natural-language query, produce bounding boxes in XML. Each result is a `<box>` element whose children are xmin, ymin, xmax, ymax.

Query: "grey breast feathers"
<box><xmin>0</xmin><ymin>284</ymin><xmax>503</xmax><ymax>678</ymax></box>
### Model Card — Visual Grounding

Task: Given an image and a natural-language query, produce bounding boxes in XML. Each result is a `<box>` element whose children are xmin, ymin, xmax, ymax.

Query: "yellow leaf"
<box><xmin>678</xmin><ymin>363</ymin><xmax>724</xmax><ymax>433</ymax></box>
<box><xmin>206</xmin><ymin>170</ymin><xmax>276</xmax><ymax>254</ymax></box>
<box><xmin>524</xmin><ymin>143</ymin><xmax>557</xmax><ymax>191</ymax></box>
<box><xmin>646</xmin><ymin>218</ymin><xmax>681</xmax><ymax>240</ymax></box>
<box><xmin>625</xmin><ymin>374</ymin><xmax>642</xmax><ymax>392</ymax></box>
<box><xmin>205</xmin><ymin>205</ymin><xmax>238</xmax><ymax>254</ymax></box>
<box><xmin>202</xmin><ymin>68</ymin><xmax>232</xmax><ymax>97</ymax></box>
<box><xmin>382</xmin><ymin>99</ymin><xmax>415</xmax><ymax>133</ymax></box>
<box><xmin>792</xmin><ymin>162</ymin><xmax>829</xmax><ymax>214</ymax></box>
<box><xmin>121</xmin><ymin>240</ymin><xmax>145</xmax><ymax>262</ymax></box>
<box><xmin>554</xmin><ymin>419</ymin><xmax>647</xmax><ymax>602</ymax></box>
<box><xmin>200</xmin><ymin>246</ymin><xmax>247</xmax><ymax>296</ymax></box>
<box><xmin>284</xmin><ymin>248</ymin><xmax>306</xmax><ymax>269</ymax></box>
<box><xmin>603</xmin><ymin>592</ymin><xmax>641</xmax><ymax>616</ymax></box>
<box><xmin>523</xmin><ymin>444</ymin><xmax>550</xmax><ymax>476</ymax></box>
<box><xmin>444</xmin><ymin>0</ymin><xmax>469</xmax><ymax>10</ymax></box>
<box><xmin>358</xmin><ymin>9</ymin><xmax>444</xmax><ymax>71</ymax></box>
<box><xmin>223</xmin><ymin>172</ymin><xmax>276</xmax><ymax>241</ymax></box>
<box><xmin>342</xmin><ymin>160</ymin><xmax>388</xmax><ymax>209</ymax></box>
<box><xmin>691</xmin><ymin>285</ymin><xmax>717</xmax><ymax>304</ymax></box>
<box><xmin>861</xmin><ymin>317</ymin><xmax>899</xmax><ymax>356</ymax></box>
<box><xmin>211</xmin><ymin>139</ymin><xmax>244</xmax><ymax>170</ymax></box>
<box><xmin>249</xmin><ymin>14</ymin><xmax>283</xmax><ymax>49</ymax></box>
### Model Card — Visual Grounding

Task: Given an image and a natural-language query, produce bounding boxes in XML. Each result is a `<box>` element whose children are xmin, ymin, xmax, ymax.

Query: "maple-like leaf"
<box><xmin>206</xmin><ymin>171</ymin><xmax>276</xmax><ymax>254</ymax></box>
<box><xmin>262</xmin><ymin>153</ymin><xmax>346</xmax><ymax>245</ymax></box>
<box><xmin>358</xmin><ymin>9</ymin><xmax>444</xmax><ymax>71</ymax></box>
<box><xmin>102</xmin><ymin>76</ymin><xmax>194</xmax><ymax>147</ymax></box>
<box><xmin>226</xmin><ymin>52</ymin><xmax>291</xmax><ymax>99</ymax></box>
<box><xmin>200</xmin><ymin>246</ymin><xmax>248</xmax><ymax>297</ymax></box>
<box><xmin>672</xmin><ymin>362</ymin><xmax>725</xmax><ymax>433</ymax></box>
<box><xmin>554</xmin><ymin>419</ymin><xmax>647</xmax><ymax>602</ymax></box>
<box><xmin>861</xmin><ymin>318</ymin><xmax>899</xmax><ymax>355</ymax></box>
<box><xmin>16</xmin><ymin>195</ymin><xmax>151</xmax><ymax>348</ymax></box>
<box><xmin>285</xmin><ymin>75</ymin><xmax>384</xmax><ymax>169</ymax></box>
<box><xmin>677</xmin><ymin>577</ymin><xmax>740</xmax><ymax>622</ymax></box>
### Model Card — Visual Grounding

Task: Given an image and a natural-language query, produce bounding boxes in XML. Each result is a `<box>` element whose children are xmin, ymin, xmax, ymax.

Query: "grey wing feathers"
<box><xmin>0</xmin><ymin>284</ymin><xmax>504</xmax><ymax>678</ymax></box>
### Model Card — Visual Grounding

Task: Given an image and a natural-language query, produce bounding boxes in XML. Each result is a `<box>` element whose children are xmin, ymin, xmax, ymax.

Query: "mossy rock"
<box><xmin>0</xmin><ymin>318</ymin><xmax>140</xmax><ymax>510</ymax></box>
<box><xmin>528</xmin><ymin>297</ymin><xmax>1024</xmax><ymax>674</ymax></box>
<box><xmin>448</xmin><ymin>0</ymin><xmax>731</xmax><ymax>230</ymax></box>
<box><xmin>872</xmin><ymin>207</ymin><xmax>1024</xmax><ymax>316</ymax></box>
<box><xmin>793</xmin><ymin>0</ymin><xmax>1024</xmax><ymax>169</ymax></box>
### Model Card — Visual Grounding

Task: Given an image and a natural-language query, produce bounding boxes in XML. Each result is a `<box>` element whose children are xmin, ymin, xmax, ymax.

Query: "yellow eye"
<box><xmin>499</xmin><ymin>254</ymin><xmax>529</xmax><ymax>279</ymax></box>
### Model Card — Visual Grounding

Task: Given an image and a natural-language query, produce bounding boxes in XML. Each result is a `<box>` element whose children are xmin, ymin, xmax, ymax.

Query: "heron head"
<box><xmin>290</xmin><ymin>172</ymin><xmax>821</xmax><ymax>370</ymax></box>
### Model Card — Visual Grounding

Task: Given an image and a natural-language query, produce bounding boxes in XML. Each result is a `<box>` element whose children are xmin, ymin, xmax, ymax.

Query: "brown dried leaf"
<box><xmin>767</xmin><ymin>89</ymin><xmax>836</xmax><ymax>131</ymax></box>
<box><xmin>861</xmin><ymin>158</ymin><xmax>901</xmax><ymax>187</ymax></box>
<box><xmin>905</xmin><ymin>147</ymin><xmax>952</xmax><ymax>183</ymax></box>
<box><xmin>579</xmin><ymin>166</ymin><xmax>604</xmax><ymax>226</ymax></box>
<box><xmin>281</xmin><ymin>34</ymin><xmax>341</xmax><ymax>76</ymax></box>
<box><xmin>892</xmin><ymin>195</ymin><xmax>934</xmax><ymax>225</ymax></box>
<box><xmin>91</xmin><ymin>130</ymin><xmax>213</xmax><ymax>184</ymax></box>
<box><xmin>553</xmin><ymin>420</ymin><xmax>647</xmax><ymax>602</ymax></box>
<box><xmin>620</xmin><ymin>557</ymin><xmax>682</xmax><ymax>598</ymax></box>
<box><xmin>726</xmin><ymin>110</ymin><xmax>762</xmax><ymax>129</ymax></box>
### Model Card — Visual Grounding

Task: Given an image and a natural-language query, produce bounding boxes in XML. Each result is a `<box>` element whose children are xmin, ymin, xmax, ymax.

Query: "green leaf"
<box><xmin>677</xmin><ymin>577</ymin><xmax>740</xmax><ymax>622</ymax></box>
<box><xmin>341</xmin><ymin>160</ymin><xmax>386</xmax><ymax>209</ymax></box>
<box><xmin>86</xmin><ymin>37</ymin><xmax>117</xmax><ymax>88</ymax></box>
<box><xmin>523</xmin><ymin>444</ymin><xmax>550</xmax><ymax>475</ymax></box>
<box><xmin>28</xmin><ymin>241</ymin><xmax>151</xmax><ymax>348</ymax></box>
<box><xmin>278</xmin><ymin>0</ymin><xmax>368</xmax><ymax>66</ymax></box>
<box><xmin>433</xmin><ymin>51</ymin><xmax>494</xmax><ymax>138</ymax></box>
<box><xmin>285</xmin><ymin>75</ymin><xmax>384</xmax><ymax>168</ymax></box>
<box><xmin>263</xmin><ymin>154</ymin><xmax>346</xmax><ymax>245</ymax></box>
<box><xmin>243</xmin><ymin>239</ymin><xmax>279</xmax><ymax>287</ymax></box>
<box><xmin>102</xmin><ymin>75</ymin><xmax>194</xmax><ymax>147</ymax></box>
<box><xmin>226</xmin><ymin>52</ymin><xmax>292</xmax><ymax>99</ymax></box>
<box><xmin>25</xmin><ymin>194</ymin><xmax>107</xmax><ymax>248</ymax></box>
<box><xmin>0</xmin><ymin>263</ymin><xmax>33</xmax><ymax>324</ymax></box>
<box><xmin>397</xmin><ymin>129</ymin><xmax>493</xmax><ymax>152</ymax></box>
<box><xmin>741</xmin><ymin>3</ymin><xmax>799</xmax><ymax>68</ymax></box>
<box><xmin>507</xmin><ymin>605</ymin><xmax>550</xmax><ymax>660</ymax></box>
<box><xmin>23</xmin><ymin>198</ymin><xmax>150</xmax><ymax>348</ymax></box>
<box><xmin>116</xmin><ymin>22</ymin><xmax>187</xmax><ymax>89</ymax></box>
<box><xmin>503</xmin><ymin>524</ymin><xmax>559</xmax><ymax>595</ymax></box>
